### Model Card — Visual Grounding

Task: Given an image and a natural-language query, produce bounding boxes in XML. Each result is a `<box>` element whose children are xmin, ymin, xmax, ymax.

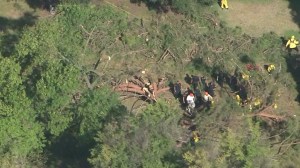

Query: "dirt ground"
<box><xmin>219</xmin><ymin>0</ymin><xmax>299</xmax><ymax>37</ymax></box>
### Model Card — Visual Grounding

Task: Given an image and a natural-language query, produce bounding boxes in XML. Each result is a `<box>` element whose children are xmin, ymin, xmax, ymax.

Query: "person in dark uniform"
<box><xmin>194</xmin><ymin>86</ymin><xmax>201</xmax><ymax>105</ymax></box>
<box><xmin>184</xmin><ymin>74</ymin><xmax>192</xmax><ymax>84</ymax></box>
<box><xmin>208</xmin><ymin>81</ymin><xmax>216</xmax><ymax>97</ymax></box>
<box><xmin>200</xmin><ymin>76</ymin><xmax>208</xmax><ymax>91</ymax></box>
<box><xmin>191</xmin><ymin>75</ymin><xmax>200</xmax><ymax>90</ymax></box>
<box><xmin>173</xmin><ymin>81</ymin><xmax>182</xmax><ymax>99</ymax></box>
<box><xmin>217</xmin><ymin>71</ymin><xmax>225</xmax><ymax>87</ymax></box>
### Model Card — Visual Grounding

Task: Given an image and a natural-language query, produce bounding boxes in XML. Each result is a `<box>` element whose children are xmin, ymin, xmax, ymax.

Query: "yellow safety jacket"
<box><xmin>222</xmin><ymin>0</ymin><xmax>228</xmax><ymax>4</ymax></box>
<box><xmin>267</xmin><ymin>64</ymin><xmax>275</xmax><ymax>73</ymax></box>
<box><xmin>254</xmin><ymin>99</ymin><xmax>261</xmax><ymax>106</ymax></box>
<box><xmin>242</xmin><ymin>74</ymin><xmax>249</xmax><ymax>80</ymax></box>
<box><xmin>221</xmin><ymin>0</ymin><xmax>228</xmax><ymax>9</ymax></box>
<box><xmin>286</xmin><ymin>39</ymin><xmax>299</xmax><ymax>49</ymax></box>
<box><xmin>192</xmin><ymin>132</ymin><xmax>200</xmax><ymax>143</ymax></box>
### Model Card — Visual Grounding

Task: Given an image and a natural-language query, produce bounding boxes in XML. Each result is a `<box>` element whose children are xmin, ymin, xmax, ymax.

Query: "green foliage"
<box><xmin>17</xmin><ymin>4</ymin><xmax>128</xmax><ymax>65</ymax></box>
<box><xmin>0</xmin><ymin>1</ymin><xmax>299</xmax><ymax>167</ymax></box>
<box><xmin>216</xmin><ymin>119</ymin><xmax>276</xmax><ymax>168</ymax></box>
<box><xmin>76</xmin><ymin>88</ymin><xmax>126</xmax><ymax>139</ymax></box>
<box><xmin>2</xmin><ymin>4</ymin><xmax>132</xmax><ymax>166</ymax></box>
<box><xmin>216</xmin><ymin>129</ymin><xmax>245</xmax><ymax>167</ymax></box>
<box><xmin>183</xmin><ymin>119</ymin><xmax>277</xmax><ymax>168</ymax></box>
<box><xmin>183</xmin><ymin>149</ymin><xmax>211</xmax><ymax>168</ymax></box>
<box><xmin>140</xmin><ymin>100</ymin><xmax>177</xmax><ymax>123</ymax></box>
<box><xmin>89</xmin><ymin>101</ymin><xmax>183</xmax><ymax>168</ymax></box>
<box><xmin>89</xmin><ymin>122</ymin><xmax>130</xmax><ymax>168</ymax></box>
<box><xmin>13</xmin><ymin>4</ymin><xmax>130</xmax><ymax>138</ymax></box>
<box><xmin>191</xmin><ymin>27</ymin><xmax>292</xmax><ymax>111</ymax></box>
<box><xmin>160</xmin><ymin>24</ymin><xmax>175</xmax><ymax>50</ymax></box>
<box><xmin>0</xmin><ymin>58</ymin><xmax>44</xmax><ymax>166</ymax></box>
<box><xmin>34</xmin><ymin>61</ymin><xmax>80</xmax><ymax>136</ymax></box>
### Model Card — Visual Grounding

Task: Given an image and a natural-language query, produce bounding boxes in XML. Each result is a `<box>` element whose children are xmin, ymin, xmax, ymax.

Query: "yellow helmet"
<box><xmin>291</xmin><ymin>35</ymin><xmax>295</xmax><ymax>39</ymax></box>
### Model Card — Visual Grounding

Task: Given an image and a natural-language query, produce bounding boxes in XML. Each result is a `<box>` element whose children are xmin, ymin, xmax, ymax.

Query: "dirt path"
<box><xmin>219</xmin><ymin>0</ymin><xmax>299</xmax><ymax>37</ymax></box>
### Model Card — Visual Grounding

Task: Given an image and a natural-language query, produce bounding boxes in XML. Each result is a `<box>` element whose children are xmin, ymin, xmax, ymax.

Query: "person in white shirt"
<box><xmin>203</xmin><ymin>91</ymin><xmax>213</xmax><ymax>102</ymax></box>
<box><xmin>186</xmin><ymin>93</ymin><xmax>195</xmax><ymax>109</ymax></box>
<box><xmin>203</xmin><ymin>91</ymin><xmax>213</xmax><ymax>110</ymax></box>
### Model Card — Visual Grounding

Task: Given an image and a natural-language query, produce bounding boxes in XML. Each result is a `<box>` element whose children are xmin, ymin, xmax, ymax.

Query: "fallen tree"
<box><xmin>114</xmin><ymin>75</ymin><xmax>170</xmax><ymax>102</ymax></box>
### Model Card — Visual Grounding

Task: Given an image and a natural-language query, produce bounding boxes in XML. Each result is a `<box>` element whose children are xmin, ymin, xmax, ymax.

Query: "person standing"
<box><xmin>221</xmin><ymin>0</ymin><xmax>229</xmax><ymax>9</ymax></box>
<box><xmin>191</xmin><ymin>75</ymin><xmax>200</xmax><ymax>90</ymax></box>
<box><xmin>173</xmin><ymin>81</ymin><xmax>182</xmax><ymax>99</ymax></box>
<box><xmin>208</xmin><ymin>81</ymin><xmax>216</xmax><ymax>97</ymax></box>
<box><xmin>187</xmin><ymin>93</ymin><xmax>196</xmax><ymax>109</ymax></box>
<box><xmin>186</xmin><ymin>93</ymin><xmax>196</xmax><ymax>116</ymax></box>
<box><xmin>200</xmin><ymin>76</ymin><xmax>208</xmax><ymax>91</ymax></box>
<box><xmin>192</xmin><ymin>131</ymin><xmax>200</xmax><ymax>143</ymax></box>
<box><xmin>286</xmin><ymin>36</ymin><xmax>299</xmax><ymax>53</ymax></box>
<box><xmin>194</xmin><ymin>86</ymin><xmax>201</xmax><ymax>105</ymax></box>
<box><xmin>203</xmin><ymin>91</ymin><xmax>213</xmax><ymax>110</ymax></box>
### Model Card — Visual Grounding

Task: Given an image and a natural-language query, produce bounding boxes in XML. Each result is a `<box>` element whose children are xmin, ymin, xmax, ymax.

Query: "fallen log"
<box><xmin>117</xmin><ymin>83</ymin><xmax>142</xmax><ymax>90</ymax></box>
<box><xmin>254</xmin><ymin>112</ymin><xmax>286</xmax><ymax>121</ymax></box>
<box><xmin>115</xmin><ymin>88</ymin><xmax>145</xmax><ymax>95</ymax></box>
<box><xmin>156</xmin><ymin>87</ymin><xmax>170</xmax><ymax>95</ymax></box>
<box><xmin>153</xmin><ymin>82</ymin><xmax>158</xmax><ymax>93</ymax></box>
<box><xmin>129</xmin><ymin>79</ymin><xmax>144</xmax><ymax>87</ymax></box>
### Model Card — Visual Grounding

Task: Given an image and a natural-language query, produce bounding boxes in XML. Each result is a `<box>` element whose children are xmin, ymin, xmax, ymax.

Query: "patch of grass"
<box><xmin>237</xmin><ymin>0</ymin><xmax>272</xmax><ymax>3</ymax></box>
<box><xmin>0</xmin><ymin>1</ymin><xmax>39</xmax><ymax>56</ymax></box>
<box><xmin>284</xmin><ymin>29</ymin><xmax>300</xmax><ymax>39</ymax></box>
<box><xmin>219</xmin><ymin>0</ymin><xmax>299</xmax><ymax>37</ymax></box>
<box><xmin>0</xmin><ymin>1</ymin><xmax>33</xmax><ymax>18</ymax></box>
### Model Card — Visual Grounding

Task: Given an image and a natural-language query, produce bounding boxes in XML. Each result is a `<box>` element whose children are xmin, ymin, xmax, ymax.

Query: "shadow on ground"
<box><xmin>130</xmin><ymin>0</ymin><xmax>171</xmax><ymax>13</ymax></box>
<box><xmin>25</xmin><ymin>0</ymin><xmax>45</xmax><ymax>9</ymax></box>
<box><xmin>0</xmin><ymin>12</ymin><xmax>36</xmax><ymax>31</ymax></box>
<box><xmin>288</xmin><ymin>0</ymin><xmax>300</xmax><ymax>28</ymax></box>
<box><xmin>287</xmin><ymin>0</ymin><xmax>300</xmax><ymax>103</ymax></box>
<box><xmin>0</xmin><ymin>12</ymin><xmax>37</xmax><ymax>56</ymax></box>
<box><xmin>285</xmin><ymin>53</ymin><xmax>300</xmax><ymax>103</ymax></box>
<box><xmin>46</xmin><ymin>132</ymin><xmax>90</xmax><ymax>168</ymax></box>
<box><xmin>25</xmin><ymin>0</ymin><xmax>91</xmax><ymax>10</ymax></box>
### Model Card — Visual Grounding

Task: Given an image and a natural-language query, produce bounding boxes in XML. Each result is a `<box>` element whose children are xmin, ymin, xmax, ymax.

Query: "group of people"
<box><xmin>172</xmin><ymin>75</ymin><xmax>216</xmax><ymax>145</ymax></box>
<box><xmin>173</xmin><ymin>74</ymin><xmax>216</xmax><ymax>116</ymax></box>
<box><xmin>142</xmin><ymin>82</ymin><xmax>156</xmax><ymax>99</ymax></box>
<box><xmin>171</xmin><ymin>33</ymin><xmax>299</xmax><ymax>144</ymax></box>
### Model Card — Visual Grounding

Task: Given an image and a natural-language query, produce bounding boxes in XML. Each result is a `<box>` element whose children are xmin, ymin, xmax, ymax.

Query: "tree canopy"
<box><xmin>0</xmin><ymin>0</ymin><xmax>300</xmax><ymax>167</ymax></box>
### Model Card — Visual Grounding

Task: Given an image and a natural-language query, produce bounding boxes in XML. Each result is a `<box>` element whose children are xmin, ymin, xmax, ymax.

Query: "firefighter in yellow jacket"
<box><xmin>267</xmin><ymin>64</ymin><xmax>275</xmax><ymax>74</ymax></box>
<box><xmin>221</xmin><ymin>0</ymin><xmax>229</xmax><ymax>9</ymax></box>
<box><xmin>192</xmin><ymin>131</ymin><xmax>200</xmax><ymax>143</ymax></box>
<box><xmin>286</xmin><ymin>36</ymin><xmax>299</xmax><ymax>53</ymax></box>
